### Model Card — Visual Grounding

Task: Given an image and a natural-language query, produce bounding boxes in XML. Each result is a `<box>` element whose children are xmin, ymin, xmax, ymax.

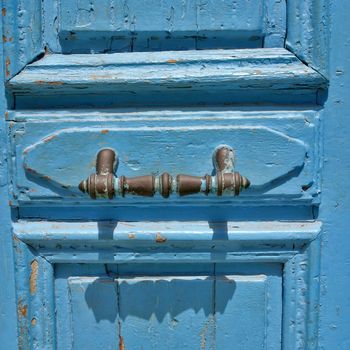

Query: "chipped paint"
<box><xmin>23</xmin><ymin>166</ymin><xmax>38</xmax><ymax>175</ymax></box>
<box><xmin>167</xmin><ymin>59</ymin><xmax>177</xmax><ymax>64</ymax></box>
<box><xmin>1</xmin><ymin>7</ymin><xmax>6</xmax><ymax>16</ymax></box>
<box><xmin>29</xmin><ymin>260</ymin><xmax>38</xmax><ymax>295</ymax></box>
<box><xmin>119</xmin><ymin>335</ymin><xmax>125</xmax><ymax>350</ymax></box>
<box><xmin>4</xmin><ymin>111</ymin><xmax>8</xmax><ymax>120</ymax></box>
<box><xmin>155</xmin><ymin>232</ymin><xmax>167</xmax><ymax>243</ymax></box>
<box><xmin>118</xmin><ymin>319</ymin><xmax>125</xmax><ymax>350</ymax></box>
<box><xmin>5</xmin><ymin>58</ymin><xmax>10</xmax><ymax>77</ymax></box>
<box><xmin>200</xmin><ymin>316</ymin><xmax>216</xmax><ymax>350</ymax></box>
<box><xmin>17</xmin><ymin>300</ymin><xmax>28</xmax><ymax>318</ymax></box>
<box><xmin>35</xmin><ymin>80</ymin><xmax>64</xmax><ymax>85</ymax></box>
<box><xmin>101</xmin><ymin>129</ymin><xmax>109</xmax><ymax>134</ymax></box>
<box><xmin>42</xmin><ymin>134</ymin><xmax>57</xmax><ymax>143</ymax></box>
<box><xmin>31</xmin><ymin>318</ymin><xmax>36</xmax><ymax>326</ymax></box>
<box><xmin>128</xmin><ymin>233</ymin><xmax>136</xmax><ymax>239</ymax></box>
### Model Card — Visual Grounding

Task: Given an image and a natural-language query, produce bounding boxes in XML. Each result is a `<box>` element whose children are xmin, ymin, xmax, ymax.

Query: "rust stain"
<box><xmin>200</xmin><ymin>322</ymin><xmax>208</xmax><ymax>350</ymax></box>
<box><xmin>9</xmin><ymin>36</ymin><xmax>13</xmax><ymax>42</ymax></box>
<box><xmin>2</xmin><ymin>35</ymin><xmax>7</xmax><ymax>42</ymax></box>
<box><xmin>5</xmin><ymin>58</ymin><xmax>10</xmax><ymax>77</ymax></box>
<box><xmin>167</xmin><ymin>59</ymin><xmax>177</xmax><ymax>64</ymax></box>
<box><xmin>35</xmin><ymin>80</ymin><xmax>64</xmax><ymax>85</ymax></box>
<box><xmin>90</xmin><ymin>74</ymin><xmax>110</xmax><ymax>80</ymax></box>
<box><xmin>119</xmin><ymin>335</ymin><xmax>125</xmax><ymax>350</ymax></box>
<box><xmin>24</xmin><ymin>167</ymin><xmax>38</xmax><ymax>174</ymax></box>
<box><xmin>30</xmin><ymin>260</ymin><xmax>39</xmax><ymax>295</ymax></box>
<box><xmin>254</xmin><ymin>69</ymin><xmax>262</xmax><ymax>75</ymax></box>
<box><xmin>18</xmin><ymin>301</ymin><xmax>28</xmax><ymax>318</ymax></box>
<box><xmin>101</xmin><ymin>129</ymin><xmax>109</xmax><ymax>134</ymax></box>
<box><xmin>13</xmin><ymin>234</ymin><xmax>22</xmax><ymax>254</ymax></box>
<box><xmin>42</xmin><ymin>134</ymin><xmax>57</xmax><ymax>143</ymax></box>
<box><xmin>48</xmin><ymin>81</ymin><xmax>64</xmax><ymax>85</ymax></box>
<box><xmin>200</xmin><ymin>318</ymin><xmax>214</xmax><ymax>350</ymax></box>
<box><xmin>2</xmin><ymin>8</ymin><xmax>6</xmax><ymax>16</ymax></box>
<box><xmin>5</xmin><ymin>111</ymin><xmax>8</xmax><ymax>119</ymax></box>
<box><xmin>31</xmin><ymin>318</ymin><xmax>37</xmax><ymax>326</ymax></box>
<box><xmin>155</xmin><ymin>232</ymin><xmax>167</xmax><ymax>243</ymax></box>
<box><xmin>42</xmin><ymin>175</ymin><xmax>51</xmax><ymax>181</ymax></box>
<box><xmin>128</xmin><ymin>233</ymin><xmax>136</xmax><ymax>239</ymax></box>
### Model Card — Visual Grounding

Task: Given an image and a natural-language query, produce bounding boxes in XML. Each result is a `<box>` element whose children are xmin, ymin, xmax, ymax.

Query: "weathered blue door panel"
<box><xmin>55</xmin><ymin>262</ymin><xmax>281</xmax><ymax>350</ymax></box>
<box><xmin>1</xmin><ymin>1</ymin><xmax>350</xmax><ymax>350</ymax></box>
<box><xmin>44</xmin><ymin>0</ymin><xmax>286</xmax><ymax>53</ymax></box>
<box><xmin>9</xmin><ymin>109</ymin><xmax>320</xmax><ymax>206</ymax></box>
<box><xmin>13</xmin><ymin>220</ymin><xmax>320</xmax><ymax>349</ymax></box>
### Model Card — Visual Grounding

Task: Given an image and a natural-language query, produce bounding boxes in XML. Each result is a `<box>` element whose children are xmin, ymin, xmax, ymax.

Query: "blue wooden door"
<box><xmin>1</xmin><ymin>1</ymin><xmax>350</xmax><ymax>349</ymax></box>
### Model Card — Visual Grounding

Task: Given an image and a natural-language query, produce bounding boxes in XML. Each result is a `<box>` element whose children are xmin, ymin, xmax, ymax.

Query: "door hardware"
<box><xmin>78</xmin><ymin>146</ymin><xmax>250</xmax><ymax>199</ymax></box>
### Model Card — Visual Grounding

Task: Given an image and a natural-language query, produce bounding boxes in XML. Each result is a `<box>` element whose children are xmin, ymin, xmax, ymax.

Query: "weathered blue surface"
<box><xmin>9</xmin><ymin>109</ymin><xmax>320</xmax><ymax>206</ymax></box>
<box><xmin>1</xmin><ymin>0</ymin><xmax>350</xmax><ymax>349</ymax></box>
<box><xmin>0</xmin><ymin>7</ymin><xmax>18</xmax><ymax>349</ymax></box>
<box><xmin>44</xmin><ymin>0</ymin><xmax>286</xmax><ymax>53</ymax></box>
<box><xmin>7</xmin><ymin>48</ymin><xmax>326</xmax><ymax>109</ymax></box>
<box><xmin>13</xmin><ymin>221</ymin><xmax>318</xmax><ymax>348</ymax></box>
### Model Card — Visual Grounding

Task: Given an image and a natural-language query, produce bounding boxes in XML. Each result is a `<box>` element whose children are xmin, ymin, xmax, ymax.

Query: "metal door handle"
<box><xmin>78</xmin><ymin>146</ymin><xmax>250</xmax><ymax>199</ymax></box>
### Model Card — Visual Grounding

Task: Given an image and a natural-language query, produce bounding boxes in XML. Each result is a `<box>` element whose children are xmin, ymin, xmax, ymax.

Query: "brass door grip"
<box><xmin>79</xmin><ymin>146</ymin><xmax>250</xmax><ymax>199</ymax></box>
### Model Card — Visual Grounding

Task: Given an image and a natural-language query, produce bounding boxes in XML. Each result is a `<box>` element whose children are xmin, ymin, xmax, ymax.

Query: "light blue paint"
<box><xmin>8</xmin><ymin>48</ymin><xmax>326</xmax><ymax>109</ymax></box>
<box><xmin>10</xmin><ymin>110</ymin><xmax>320</xmax><ymax>205</ymax></box>
<box><xmin>44</xmin><ymin>0</ymin><xmax>286</xmax><ymax>53</ymax></box>
<box><xmin>0</xmin><ymin>6</ymin><xmax>18</xmax><ymax>349</ymax></box>
<box><xmin>317</xmin><ymin>1</ymin><xmax>350</xmax><ymax>348</ymax></box>
<box><xmin>1</xmin><ymin>0</ymin><xmax>350</xmax><ymax>349</ymax></box>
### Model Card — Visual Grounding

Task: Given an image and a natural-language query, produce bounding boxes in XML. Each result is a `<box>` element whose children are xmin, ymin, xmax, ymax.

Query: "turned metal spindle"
<box><xmin>78</xmin><ymin>146</ymin><xmax>250</xmax><ymax>199</ymax></box>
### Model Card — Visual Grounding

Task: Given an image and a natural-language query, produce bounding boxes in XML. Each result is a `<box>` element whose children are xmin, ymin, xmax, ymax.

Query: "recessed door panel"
<box><xmin>44</xmin><ymin>0</ymin><xmax>286</xmax><ymax>53</ymax></box>
<box><xmin>55</xmin><ymin>263</ymin><xmax>282</xmax><ymax>350</ymax></box>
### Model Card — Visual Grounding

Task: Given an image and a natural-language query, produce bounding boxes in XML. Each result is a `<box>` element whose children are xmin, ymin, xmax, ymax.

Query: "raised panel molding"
<box><xmin>7</xmin><ymin>48</ymin><xmax>326</xmax><ymax>108</ymax></box>
<box><xmin>12</xmin><ymin>220</ymin><xmax>321</xmax><ymax>349</ymax></box>
<box><xmin>9</xmin><ymin>109</ymin><xmax>320</xmax><ymax>205</ymax></box>
<box><xmin>1</xmin><ymin>0</ymin><xmax>329</xmax><ymax>80</ymax></box>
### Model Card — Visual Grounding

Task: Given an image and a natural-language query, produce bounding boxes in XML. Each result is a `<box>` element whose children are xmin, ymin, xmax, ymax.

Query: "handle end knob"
<box><xmin>78</xmin><ymin>179</ymin><xmax>87</xmax><ymax>193</ymax></box>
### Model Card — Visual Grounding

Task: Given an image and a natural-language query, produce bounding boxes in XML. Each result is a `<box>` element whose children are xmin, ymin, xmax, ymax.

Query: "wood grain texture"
<box><xmin>8</xmin><ymin>48</ymin><xmax>325</xmax><ymax>97</ymax></box>
<box><xmin>7</xmin><ymin>48</ymin><xmax>327</xmax><ymax>108</ymax></box>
